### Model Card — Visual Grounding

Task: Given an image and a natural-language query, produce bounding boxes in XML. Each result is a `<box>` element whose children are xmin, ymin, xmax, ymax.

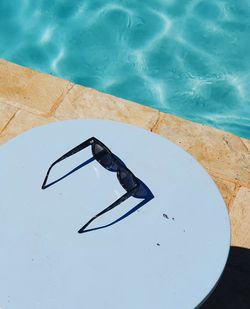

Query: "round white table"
<box><xmin>0</xmin><ymin>119</ymin><xmax>230</xmax><ymax>309</ymax></box>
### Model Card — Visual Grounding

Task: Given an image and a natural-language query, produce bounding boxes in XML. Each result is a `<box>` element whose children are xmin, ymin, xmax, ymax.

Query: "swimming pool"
<box><xmin>0</xmin><ymin>0</ymin><xmax>250</xmax><ymax>138</ymax></box>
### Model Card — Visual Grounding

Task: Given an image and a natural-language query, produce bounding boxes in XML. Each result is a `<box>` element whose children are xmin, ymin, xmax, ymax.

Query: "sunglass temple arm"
<box><xmin>41</xmin><ymin>137</ymin><xmax>95</xmax><ymax>189</ymax></box>
<box><xmin>78</xmin><ymin>184</ymin><xmax>139</xmax><ymax>233</ymax></box>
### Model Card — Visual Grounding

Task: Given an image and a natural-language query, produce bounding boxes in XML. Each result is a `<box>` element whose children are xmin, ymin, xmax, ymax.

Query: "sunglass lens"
<box><xmin>92</xmin><ymin>143</ymin><xmax>114</xmax><ymax>169</ymax></box>
<box><xmin>118</xmin><ymin>169</ymin><xmax>138</xmax><ymax>192</ymax></box>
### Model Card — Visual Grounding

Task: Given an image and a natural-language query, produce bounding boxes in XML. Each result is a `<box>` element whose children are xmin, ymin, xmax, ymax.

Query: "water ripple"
<box><xmin>0</xmin><ymin>0</ymin><xmax>250</xmax><ymax>138</ymax></box>
<box><xmin>40</xmin><ymin>25</ymin><xmax>54</xmax><ymax>44</ymax></box>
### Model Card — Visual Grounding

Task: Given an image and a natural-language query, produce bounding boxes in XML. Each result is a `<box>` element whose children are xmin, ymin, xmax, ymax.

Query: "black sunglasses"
<box><xmin>41</xmin><ymin>137</ymin><xmax>141</xmax><ymax>233</ymax></box>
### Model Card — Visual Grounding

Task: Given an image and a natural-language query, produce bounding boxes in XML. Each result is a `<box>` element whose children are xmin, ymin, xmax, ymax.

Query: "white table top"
<box><xmin>0</xmin><ymin>119</ymin><xmax>230</xmax><ymax>309</ymax></box>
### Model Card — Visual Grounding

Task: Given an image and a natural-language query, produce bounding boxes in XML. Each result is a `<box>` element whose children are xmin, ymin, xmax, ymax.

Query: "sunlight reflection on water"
<box><xmin>0</xmin><ymin>0</ymin><xmax>250</xmax><ymax>138</ymax></box>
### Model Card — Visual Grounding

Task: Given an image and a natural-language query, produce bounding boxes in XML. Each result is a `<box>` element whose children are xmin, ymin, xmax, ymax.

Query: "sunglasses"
<box><xmin>41</xmin><ymin>137</ymin><xmax>141</xmax><ymax>233</ymax></box>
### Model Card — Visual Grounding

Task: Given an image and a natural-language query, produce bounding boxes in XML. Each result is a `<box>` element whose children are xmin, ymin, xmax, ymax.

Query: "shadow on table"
<box><xmin>42</xmin><ymin>155</ymin><xmax>154</xmax><ymax>233</ymax></box>
<box><xmin>200</xmin><ymin>246</ymin><xmax>250</xmax><ymax>309</ymax></box>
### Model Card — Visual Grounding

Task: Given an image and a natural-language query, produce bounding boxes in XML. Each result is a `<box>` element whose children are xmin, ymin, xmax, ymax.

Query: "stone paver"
<box><xmin>241</xmin><ymin>138</ymin><xmax>250</xmax><ymax>152</ymax></box>
<box><xmin>230</xmin><ymin>188</ymin><xmax>250</xmax><ymax>248</ymax></box>
<box><xmin>0</xmin><ymin>109</ymin><xmax>56</xmax><ymax>144</ymax></box>
<box><xmin>55</xmin><ymin>84</ymin><xmax>159</xmax><ymax>130</ymax></box>
<box><xmin>153</xmin><ymin>113</ymin><xmax>250</xmax><ymax>188</ymax></box>
<box><xmin>0</xmin><ymin>101</ymin><xmax>17</xmax><ymax>133</ymax></box>
<box><xmin>211</xmin><ymin>176</ymin><xmax>236</xmax><ymax>210</ymax></box>
<box><xmin>0</xmin><ymin>59</ymin><xmax>72</xmax><ymax>115</ymax></box>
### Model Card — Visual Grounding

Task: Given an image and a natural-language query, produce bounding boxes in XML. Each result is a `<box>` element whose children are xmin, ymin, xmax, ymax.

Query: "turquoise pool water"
<box><xmin>0</xmin><ymin>0</ymin><xmax>250</xmax><ymax>138</ymax></box>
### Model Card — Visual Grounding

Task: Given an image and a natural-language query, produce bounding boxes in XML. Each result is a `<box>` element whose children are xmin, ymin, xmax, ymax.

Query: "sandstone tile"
<box><xmin>241</xmin><ymin>138</ymin><xmax>250</xmax><ymax>152</ymax></box>
<box><xmin>55</xmin><ymin>84</ymin><xmax>159</xmax><ymax>130</ymax></box>
<box><xmin>153</xmin><ymin>113</ymin><xmax>250</xmax><ymax>187</ymax></box>
<box><xmin>211</xmin><ymin>176</ymin><xmax>236</xmax><ymax>210</ymax></box>
<box><xmin>0</xmin><ymin>110</ymin><xmax>57</xmax><ymax>144</ymax></box>
<box><xmin>0</xmin><ymin>59</ymin><xmax>72</xmax><ymax>115</ymax></box>
<box><xmin>0</xmin><ymin>101</ymin><xmax>17</xmax><ymax>133</ymax></box>
<box><xmin>230</xmin><ymin>187</ymin><xmax>250</xmax><ymax>248</ymax></box>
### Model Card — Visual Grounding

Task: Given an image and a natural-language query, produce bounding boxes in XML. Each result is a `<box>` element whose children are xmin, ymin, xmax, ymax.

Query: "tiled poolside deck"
<box><xmin>0</xmin><ymin>59</ymin><xmax>249</xmax><ymax>248</ymax></box>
